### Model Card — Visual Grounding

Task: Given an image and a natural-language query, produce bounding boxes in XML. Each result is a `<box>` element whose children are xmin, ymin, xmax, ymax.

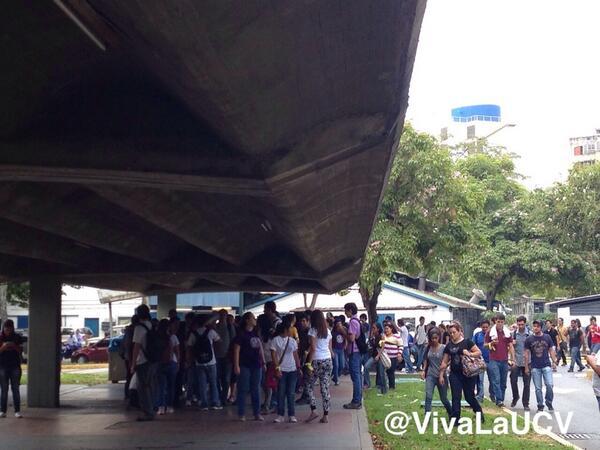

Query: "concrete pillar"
<box><xmin>157</xmin><ymin>294</ymin><xmax>177</xmax><ymax>319</ymax></box>
<box><xmin>28</xmin><ymin>277</ymin><xmax>62</xmax><ymax>408</ymax></box>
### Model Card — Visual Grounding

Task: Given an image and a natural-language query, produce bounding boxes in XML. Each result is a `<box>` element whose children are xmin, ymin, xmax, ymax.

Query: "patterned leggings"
<box><xmin>306</xmin><ymin>358</ymin><xmax>333</xmax><ymax>413</ymax></box>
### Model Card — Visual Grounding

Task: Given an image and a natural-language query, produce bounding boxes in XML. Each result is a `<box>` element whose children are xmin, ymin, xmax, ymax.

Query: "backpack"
<box><xmin>138</xmin><ymin>323</ymin><xmax>165</xmax><ymax>364</ymax></box>
<box><xmin>350</xmin><ymin>318</ymin><xmax>368</xmax><ymax>353</ymax></box>
<box><xmin>193</xmin><ymin>329</ymin><xmax>214</xmax><ymax>364</ymax></box>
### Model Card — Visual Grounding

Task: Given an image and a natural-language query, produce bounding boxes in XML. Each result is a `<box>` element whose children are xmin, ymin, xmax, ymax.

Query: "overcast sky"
<box><xmin>406</xmin><ymin>0</ymin><xmax>600</xmax><ymax>188</ymax></box>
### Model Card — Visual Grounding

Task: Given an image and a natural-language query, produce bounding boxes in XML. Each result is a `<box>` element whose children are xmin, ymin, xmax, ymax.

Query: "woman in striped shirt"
<box><xmin>377</xmin><ymin>323</ymin><xmax>403</xmax><ymax>393</ymax></box>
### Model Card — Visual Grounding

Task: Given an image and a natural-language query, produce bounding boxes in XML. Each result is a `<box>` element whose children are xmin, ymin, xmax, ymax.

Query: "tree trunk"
<box><xmin>486</xmin><ymin>275</ymin><xmax>508</xmax><ymax>310</ymax></box>
<box><xmin>359</xmin><ymin>280</ymin><xmax>382</xmax><ymax>324</ymax></box>
<box><xmin>0</xmin><ymin>284</ymin><xmax>7</xmax><ymax>323</ymax></box>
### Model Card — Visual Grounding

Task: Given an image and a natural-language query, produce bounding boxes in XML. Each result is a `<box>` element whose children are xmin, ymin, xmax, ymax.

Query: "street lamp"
<box><xmin>483</xmin><ymin>123</ymin><xmax>516</xmax><ymax>140</ymax></box>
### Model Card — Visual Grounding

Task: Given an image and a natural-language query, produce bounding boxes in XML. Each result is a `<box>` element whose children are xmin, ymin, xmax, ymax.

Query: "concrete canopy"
<box><xmin>0</xmin><ymin>0</ymin><xmax>426</xmax><ymax>295</ymax></box>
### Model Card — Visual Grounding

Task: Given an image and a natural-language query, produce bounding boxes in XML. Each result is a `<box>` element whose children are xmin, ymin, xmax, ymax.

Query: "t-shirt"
<box><xmin>484</xmin><ymin>327</ymin><xmax>513</xmax><ymax>361</ymax></box>
<box><xmin>170</xmin><ymin>334</ymin><xmax>180</xmax><ymax>363</ymax></box>
<box><xmin>425</xmin><ymin>344</ymin><xmax>446</xmax><ymax>379</ymax></box>
<box><xmin>263</xmin><ymin>339</ymin><xmax>273</xmax><ymax>363</ymax></box>
<box><xmin>381</xmin><ymin>334</ymin><xmax>403</xmax><ymax>358</ymax></box>
<box><xmin>133</xmin><ymin>320</ymin><xmax>152</xmax><ymax>366</ymax></box>
<box><xmin>511</xmin><ymin>329</ymin><xmax>531</xmax><ymax>367</ymax></box>
<box><xmin>443</xmin><ymin>338</ymin><xmax>475</xmax><ymax>374</ymax></box>
<box><xmin>592</xmin><ymin>353</ymin><xmax>600</xmax><ymax>397</ymax></box>
<box><xmin>0</xmin><ymin>333</ymin><xmax>23</xmax><ymax>369</ymax></box>
<box><xmin>415</xmin><ymin>324</ymin><xmax>427</xmax><ymax>345</ymax></box>
<box><xmin>270</xmin><ymin>336</ymin><xmax>298</xmax><ymax>372</ymax></box>
<box><xmin>347</xmin><ymin>317</ymin><xmax>361</xmax><ymax>353</ymax></box>
<box><xmin>524</xmin><ymin>334</ymin><xmax>554</xmax><ymax>369</ymax></box>
<box><xmin>187</xmin><ymin>327</ymin><xmax>220</xmax><ymax>366</ymax></box>
<box><xmin>568</xmin><ymin>328</ymin><xmax>583</xmax><ymax>347</ymax></box>
<box><xmin>332</xmin><ymin>331</ymin><xmax>345</xmax><ymax>350</ymax></box>
<box><xmin>473</xmin><ymin>331</ymin><xmax>490</xmax><ymax>363</ymax></box>
<box><xmin>590</xmin><ymin>324</ymin><xmax>600</xmax><ymax>345</ymax></box>
<box><xmin>213</xmin><ymin>321</ymin><xmax>235</xmax><ymax>359</ymax></box>
<box><xmin>545</xmin><ymin>328</ymin><xmax>559</xmax><ymax>347</ymax></box>
<box><xmin>399</xmin><ymin>326</ymin><xmax>409</xmax><ymax>349</ymax></box>
<box><xmin>234</xmin><ymin>330</ymin><xmax>263</xmax><ymax>369</ymax></box>
<box><xmin>308</xmin><ymin>327</ymin><xmax>332</xmax><ymax>361</ymax></box>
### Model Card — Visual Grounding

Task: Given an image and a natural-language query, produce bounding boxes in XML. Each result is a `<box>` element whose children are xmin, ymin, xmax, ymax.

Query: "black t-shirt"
<box><xmin>443</xmin><ymin>338</ymin><xmax>475</xmax><ymax>374</ymax></box>
<box><xmin>545</xmin><ymin>328</ymin><xmax>558</xmax><ymax>347</ymax></box>
<box><xmin>568</xmin><ymin>328</ymin><xmax>583</xmax><ymax>347</ymax></box>
<box><xmin>0</xmin><ymin>333</ymin><xmax>23</xmax><ymax>369</ymax></box>
<box><xmin>525</xmin><ymin>334</ymin><xmax>554</xmax><ymax>369</ymax></box>
<box><xmin>233</xmin><ymin>330</ymin><xmax>262</xmax><ymax>369</ymax></box>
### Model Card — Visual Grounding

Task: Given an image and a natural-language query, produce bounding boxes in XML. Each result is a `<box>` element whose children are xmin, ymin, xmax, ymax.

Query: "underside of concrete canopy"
<box><xmin>0</xmin><ymin>0</ymin><xmax>426</xmax><ymax>295</ymax></box>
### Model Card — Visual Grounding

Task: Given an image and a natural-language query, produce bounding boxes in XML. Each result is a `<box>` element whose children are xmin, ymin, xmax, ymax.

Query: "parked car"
<box><xmin>71</xmin><ymin>338</ymin><xmax>110</xmax><ymax>363</ymax></box>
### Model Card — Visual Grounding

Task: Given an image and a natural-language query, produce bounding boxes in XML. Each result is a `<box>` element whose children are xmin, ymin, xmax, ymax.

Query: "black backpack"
<box><xmin>138</xmin><ymin>323</ymin><xmax>165</xmax><ymax>364</ymax></box>
<box><xmin>351</xmin><ymin>318</ymin><xmax>368</xmax><ymax>354</ymax></box>
<box><xmin>193</xmin><ymin>329</ymin><xmax>214</xmax><ymax>364</ymax></box>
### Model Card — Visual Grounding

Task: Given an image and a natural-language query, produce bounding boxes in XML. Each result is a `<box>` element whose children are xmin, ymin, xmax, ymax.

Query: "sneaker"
<box><xmin>14</xmin><ymin>412</ymin><xmax>22</xmax><ymax>419</ymax></box>
<box><xmin>239</xmin><ymin>416</ymin><xmax>246</xmax><ymax>422</ymax></box>
<box><xmin>157</xmin><ymin>407</ymin><xmax>165</xmax><ymax>415</ymax></box>
<box><xmin>523</xmin><ymin>406</ymin><xmax>530</xmax><ymax>411</ymax></box>
<box><xmin>0</xmin><ymin>412</ymin><xmax>6</xmax><ymax>418</ymax></box>
<box><xmin>578</xmin><ymin>367</ymin><xmax>584</xmax><ymax>372</ymax></box>
<box><xmin>510</xmin><ymin>399</ymin><xmax>519</xmax><ymax>408</ymax></box>
<box><xmin>334</xmin><ymin>381</ymin><xmax>340</xmax><ymax>386</ymax></box>
<box><xmin>254</xmin><ymin>414</ymin><xmax>265</xmax><ymax>421</ymax></box>
<box><xmin>166</xmin><ymin>407</ymin><xmax>175</xmax><ymax>414</ymax></box>
<box><xmin>537</xmin><ymin>407</ymin><xmax>544</xmax><ymax>412</ymax></box>
<box><xmin>548</xmin><ymin>406</ymin><xmax>555</xmax><ymax>412</ymax></box>
<box><xmin>200</xmin><ymin>406</ymin><xmax>209</xmax><ymax>411</ymax></box>
<box><xmin>567</xmin><ymin>369</ymin><xmax>573</xmax><ymax>373</ymax></box>
<box><xmin>343</xmin><ymin>402</ymin><xmax>362</xmax><ymax>410</ymax></box>
<box><xmin>210</xmin><ymin>405</ymin><xmax>223</xmax><ymax>410</ymax></box>
<box><xmin>273</xmin><ymin>415</ymin><xmax>285</xmax><ymax>423</ymax></box>
<box><xmin>289</xmin><ymin>416</ymin><xmax>298</xmax><ymax>423</ymax></box>
<box><xmin>319</xmin><ymin>415</ymin><xmax>329</xmax><ymax>423</ymax></box>
<box><xmin>496</xmin><ymin>402</ymin><xmax>504</xmax><ymax>408</ymax></box>
<box><xmin>185</xmin><ymin>400</ymin><xmax>192</xmax><ymax>407</ymax></box>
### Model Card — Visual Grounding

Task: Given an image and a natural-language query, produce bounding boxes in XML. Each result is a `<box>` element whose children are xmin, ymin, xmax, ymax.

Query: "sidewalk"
<box><xmin>0</xmin><ymin>376</ymin><xmax>373</xmax><ymax>450</ymax></box>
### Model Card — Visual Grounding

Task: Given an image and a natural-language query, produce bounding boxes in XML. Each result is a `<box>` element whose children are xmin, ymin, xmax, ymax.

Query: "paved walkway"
<box><xmin>0</xmin><ymin>376</ymin><xmax>373</xmax><ymax>450</ymax></box>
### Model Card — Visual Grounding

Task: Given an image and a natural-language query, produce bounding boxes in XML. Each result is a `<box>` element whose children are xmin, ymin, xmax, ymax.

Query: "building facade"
<box><xmin>569</xmin><ymin>129</ymin><xmax>600</xmax><ymax>167</ymax></box>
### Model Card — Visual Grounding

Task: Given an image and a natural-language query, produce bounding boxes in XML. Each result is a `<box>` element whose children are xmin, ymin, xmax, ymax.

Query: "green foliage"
<box><xmin>4</xmin><ymin>282</ymin><xmax>29</xmax><ymax>308</ymax></box>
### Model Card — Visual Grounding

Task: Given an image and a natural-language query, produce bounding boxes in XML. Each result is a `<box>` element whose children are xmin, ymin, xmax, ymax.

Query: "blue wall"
<box><xmin>451</xmin><ymin>104</ymin><xmax>501</xmax><ymax>123</ymax></box>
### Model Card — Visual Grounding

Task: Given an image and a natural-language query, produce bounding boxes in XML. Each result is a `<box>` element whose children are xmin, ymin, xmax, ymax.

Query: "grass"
<box><xmin>21</xmin><ymin>372</ymin><xmax>110</xmax><ymax>386</ymax></box>
<box><xmin>364</xmin><ymin>377</ymin><xmax>564</xmax><ymax>450</ymax></box>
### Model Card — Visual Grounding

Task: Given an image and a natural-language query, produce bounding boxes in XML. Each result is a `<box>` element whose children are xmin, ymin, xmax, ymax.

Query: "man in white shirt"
<box><xmin>186</xmin><ymin>315</ymin><xmax>222</xmax><ymax>410</ymax></box>
<box><xmin>130</xmin><ymin>304</ymin><xmax>157</xmax><ymax>421</ymax></box>
<box><xmin>397</xmin><ymin>319</ymin><xmax>414</xmax><ymax>373</ymax></box>
<box><xmin>415</xmin><ymin>316</ymin><xmax>428</xmax><ymax>371</ymax></box>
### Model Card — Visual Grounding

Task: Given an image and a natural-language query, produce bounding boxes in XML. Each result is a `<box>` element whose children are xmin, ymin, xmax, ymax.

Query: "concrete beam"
<box><xmin>27</xmin><ymin>277</ymin><xmax>62</xmax><ymax>408</ymax></box>
<box><xmin>156</xmin><ymin>294</ymin><xmax>177</xmax><ymax>320</ymax></box>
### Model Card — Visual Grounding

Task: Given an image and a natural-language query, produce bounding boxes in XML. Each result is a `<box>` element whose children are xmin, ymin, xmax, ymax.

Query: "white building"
<box><xmin>246</xmin><ymin>282</ymin><xmax>485</xmax><ymax>336</ymax></box>
<box><xmin>546</xmin><ymin>294</ymin><xmax>600</xmax><ymax>326</ymax></box>
<box><xmin>569</xmin><ymin>129</ymin><xmax>600</xmax><ymax>167</ymax></box>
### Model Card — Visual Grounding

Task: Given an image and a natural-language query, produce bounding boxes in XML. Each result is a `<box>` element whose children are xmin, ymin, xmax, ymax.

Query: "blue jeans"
<box><xmin>531</xmin><ymin>366</ymin><xmax>554</xmax><ymax>409</ymax></box>
<box><xmin>348</xmin><ymin>352</ymin><xmax>363</xmax><ymax>404</ymax></box>
<box><xmin>425</xmin><ymin>374</ymin><xmax>451</xmax><ymax>416</ymax></box>
<box><xmin>416</xmin><ymin>343</ymin><xmax>427</xmax><ymax>370</ymax></box>
<box><xmin>198</xmin><ymin>363</ymin><xmax>221</xmax><ymax>407</ymax></box>
<box><xmin>0</xmin><ymin>367</ymin><xmax>21</xmax><ymax>413</ymax></box>
<box><xmin>592</xmin><ymin>343</ymin><xmax>600</xmax><ymax>354</ymax></box>
<box><xmin>277</xmin><ymin>371</ymin><xmax>298</xmax><ymax>417</ymax></box>
<box><xmin>156</xmin><ymin>361</ymin><xmax>178</xmax><ymax>408</ymax></box>
<box><xmin>570</xmin><ymin>346</ymin><xmax>585</xmax><ymax>370</ymax></box>
<box><xmin>596</xmin><ymin>396</ymin><xmax>600</xmax><ymax>412</ymax></box>
<box><xmin>186</xmin><ymin>365</ymin><xmax>198</xmax><ymax>401</ymax></box>
<box><xmin>237</xmin><ymin>366</ymin><xmax>261</xmax><ymax>417</ymax></box>
<box><xmin>402</xmin><ymin>346</ymin><xmax>414</xmax><ymax>372</ymax></box>
<box><xmin>488</xmin><ymin>360</ymin><xmax>509</xmax><ymax>403</ymax></box>
<box><xmin>332</xmin><ymin>348</ymin><xmax>345</xmax><ymax>383</ymax></box>
<box><xmin>363</xmin><ymin>356</ymin><xmax>378</xmax><ymax>388</ymax></box>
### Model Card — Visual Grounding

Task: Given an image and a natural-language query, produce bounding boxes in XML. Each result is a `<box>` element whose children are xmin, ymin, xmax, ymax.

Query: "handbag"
<box><xmin>461</xmin><ymin>354</ymin><xmax>486</xmax><ymax>378</ymax></box>
<box><xmin>378</xmin><ymin>348</ymin><xmax>392</xmax><ymax>369</ymax></box>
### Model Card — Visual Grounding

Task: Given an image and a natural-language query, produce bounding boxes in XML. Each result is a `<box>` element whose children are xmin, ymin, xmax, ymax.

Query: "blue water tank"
<box><xmin>451</xmin><ymin>104</ymin><xmax>501</xmax><ymax>122</ymax></box>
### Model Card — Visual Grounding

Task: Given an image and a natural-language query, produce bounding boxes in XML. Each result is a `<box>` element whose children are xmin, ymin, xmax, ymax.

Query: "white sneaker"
<box><xmin>185</xmin><ymin>400</ymin><xmax>192</xmax><ymax>407</ymax></box>
<box><xmin>0</xmin><ymin>412</ymin><xmax>6</xmax><ymax>418</ymax></box>
<box><xmin>15</xmin><ymin>412</ymin><xmax>22</xmax><ymax>419</ymax></box>
<box><xmin>210</xmin><ymin>405</ymin><xmax>223</xmax><ymax>410</ymax></box>
<box><xmin>166</xmin><ymin>407</ymin><xmax>175</xmax><ymax>414</ymax></box>
<box><xmin>289</xmin><ymin>416</ymin><xmax>298</xmax><ymax>423</ymax></box>
<box><xmin>273</xmin><ymin>415</ymin><xmax>285</xmax><ymax>423</ymax></box>
<box><xmin>157</xmin><ymin>407</ymin><xmax>165</xmax><ymax>415</ymax></box>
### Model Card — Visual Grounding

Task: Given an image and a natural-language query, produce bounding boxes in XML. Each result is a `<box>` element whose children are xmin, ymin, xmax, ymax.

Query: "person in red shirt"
<box><xmin>589</xmin><ymin>316</ymin><xmax>600</xmax><ymax>354</ymax></box>
<box><xmin>484</xmin><ymin>314</ymin><xmax>516</xmax><ymax>407</ymax></box>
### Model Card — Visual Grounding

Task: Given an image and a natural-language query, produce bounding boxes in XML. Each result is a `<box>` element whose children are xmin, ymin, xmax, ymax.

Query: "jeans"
<box><xmin>488</xmin><ymin>360</ymin><xmax>509</xmax><ymax>403</ymax></box>
<box><xmin>380</xmin><ymin>358</ymin><xmax>398</xmax><ymax>391</ymax></box>
<box><xmin>424</xmin><ymin>374</ymin><xmax>451</xmax><ymax>416</ymax></box>
<box><xmin>156</xmin><ymin>361</ymin><xmax>178</xmax><ymax>408</ymax></box>
<box><xmin>415</xmin><ymin>343</ymin><xmax>427</xmax><ymax>370</ymax></box>
<box><xmin>402</xmin><ymin>346</ymin><xmax>414</xmax><ymax>372</ymax></box>
<box><xmin>448</xmin><ymin>371</ymin><xmax>482</xmax><ymax>421</ymax></box>
<box><xmin>596</xmin><ymin>396</ymin><xmax>600</xmax><ymax>412</ymax></box>
<box><xmin>348</xmin><ymin>352</ymin><xmax>363</xmax><ymax>405</ymax></box>
<box><xmin>136</xmin><ymin>362</ymin><xmax>158</xmax><ymax>418</ymax></box>
<box><xmin>186</xmin><ymin>365</ymin><xmax>199</xmax><ymax>400</ymax></box>
<box><xmin>332</xmin><ymin>348</ymin><xmax>345</xmax><ymax>383</ymax></box>
<box><xmin>475</xmin><ymin>367</ymin><xmax>494</xmax><ymax>401</ymax></box>
<box><xmin>0</xmin><ymin>367</ymin><xmax>21</xmax><ymax>413</ymax></box>
<box><xmin>592</xmin><ymin>343</ymin><xmax>600</xmax><ymax>354</ymax></box>
<box><xmin>361</xmin><ymin>353</ymin><xmax>372</xmax><ymax>388</ymax></box>
<box><xmin>570</xmin><ymin>346</ymin><xmax>585</xmax><ymax>370</ymax></box>
<box><xmin>198</xmin><ymin>363</ymin><xmax>221</xmax><ymax>407</ymax></box>
<box><xmin>216</xmin><ymin>357</ymin><xmax>232</xmax><ymax>405</ymax></box>
<box><xmin>509</xmin><ymin>366</ymin><xmax>531</xmax><ymax>407</ymax></box>
<box><xmin>531</xmin><ymin>366</ymin><xmax>554</xmax><ymax>409</ymax></box>
<box><xmin>237</xmin><ymin>366</ymin><xmax>261</xmax><ymax>417</ymax></box>
<box><xmin>277</xmin><ymin>371</ymin><xmax>298</xmax><ymax>417</ymax></box>
<box><xmin>557</xmin><ymin>342</ymin><xmax>568</xmax><ymax>365</ymax></box>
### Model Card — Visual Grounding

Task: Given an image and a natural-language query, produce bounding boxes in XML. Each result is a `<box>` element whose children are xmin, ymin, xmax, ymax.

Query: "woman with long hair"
<box><xmin>0</xmin><ymin>319</ymin><xmax>23</xmax><ymax>418</ymax></box>
<box><xmin>156</xmin><ymin>319</ymin><xmax>180</xmax><ymax>415</ymax></box>
<box><xmin>305</xmin><ymin>309</ymin><xmax>333</xmax><ymax>423</ymax></box>
<box><xmin>270</xmin><ymin>316</ymin><xmax>301</xmax><ymax>423</ymax></box>
<box><xmin>438</xmin><ymin>321</ymin><xmax>483</xmax><ymax>422</ymax></box>
<box><xmin>233</xmin><ymin>312</ymin><xmax>266</xmax><ymax>421</ymax></box>
<box><xmin>378</xmin><ymin>323</ymin><xmax>403</xmax><ymax>393</ymax></box>
<box><xmin>363</xmin><ymin>322</ymin><xmax>383</xmax><ymax>390</ymax></box>
<box><xmin>421</xmin><ymin>327</ymin><xmax>451</xmax><ymax>416</ymax></box>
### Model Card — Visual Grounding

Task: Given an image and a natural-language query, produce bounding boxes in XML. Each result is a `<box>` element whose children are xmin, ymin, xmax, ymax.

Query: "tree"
<box><xmin>0</xmin><ymin>282</ymin><xmax>30</xmax><ymax>322</ymax></box>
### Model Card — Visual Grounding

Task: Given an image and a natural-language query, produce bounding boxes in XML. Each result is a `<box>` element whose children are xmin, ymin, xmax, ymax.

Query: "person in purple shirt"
<box><xmin>341</xmin><ymin>303</ymin><xmax>363</xmax><ymax>409</ymax></box>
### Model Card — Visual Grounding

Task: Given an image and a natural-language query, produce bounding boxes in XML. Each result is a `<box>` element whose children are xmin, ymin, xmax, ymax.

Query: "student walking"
<box><xmin>187</xmin><ymin>316</ymin><xmax>222</xmax><ymax>410</ymax></box>
<box><xmin>342</xmin><ymin>303</ymin><xmax>365</xmax><ymax>409</ymax></box>
<box><xmin>130</xmin><ymin>304</ymin><xmax>158</xmax><ymax>421</ymax></box>
<box><xmin>556</xmin><ymin>318</ymin><xmax>569</xmax><ymax>367</ymax></box>
<box><xmin>421</xmin><ymin>327</ymin><xmax>451</xmax><ymax>416</ymax></box>
<box><xmin>270</xmin><ymin>316</ymin><xmax>301</xmax><ymax>423</ymax></box>
<box><xmin>331</xmin><ymin>319</ymin><xmax>346</xmax><ymax>386</ymax></box>
<box><xmin>524</xmin><ymin>320</ymin><xmax>558</xmax><ymax>412</ymax></box>
<box><xmin>0</xmin><ymin>320</ymin><xmax>23</xmax><ymax>418</ymax></box>
<box><xmin>473</xmin><ymin>319</ymin><xmax>495</xmax><ymax>403</ymax></box>
<box><xmin>305</xmin><ymin>310</ymin><xmax>333</xmax><ymax>423</ymax></box>
<box><xmin>568</xmin><ymin>320</ymin><xmax>586</xmax><ymax>372</ymax></box>
<box><xmin>484</xmin><ymin>314</ymin><xmax>515</xmax><ymax>407</ymax></box>
<box><xmin>509</xmin><ymin>316</ymin><xmax>531</xmax><ymax>410</ymax></box>
<box><xmin>156</xmin><ymin>319</ymin><xmax>180</xmax><ymax>414</ymax></box>
<box><xmin>439</xmin><ymin>321</ymin><xmax>483</xmax><ymax>422</ymax></box>
<box><xmin>233</xmin><ymin>312</ymin><xmax>265</xmax><ymax>421</ymax></box>
<box><xmin>378</xmin><ymin>323</ymin><xmax>403</xmax><ymax>393</ymax></box>
<box><xmin>415</xmin><ymin>316</ymin><xmax>428</xmax><ymax>371</ymax></box>
<box><xmin>589</xmin><ymin>316</ymin><xmax>600</xmax><ymax>354</ymax></box>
